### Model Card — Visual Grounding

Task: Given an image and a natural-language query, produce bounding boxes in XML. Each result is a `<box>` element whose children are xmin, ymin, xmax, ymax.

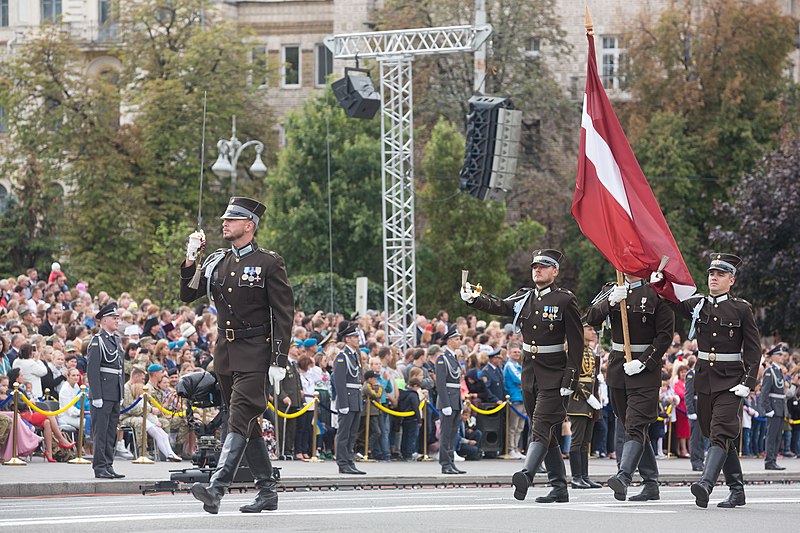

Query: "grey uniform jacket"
<box><xmin>334</xmin><ymin>346</ymin><xmax>363</xmax><ymax>412</ymax></box>
<box><xmin>435</xmin><ymin>348</ymin><xmax>462</xmax><ymax>411</ymax></box>
<box><xmin>86</xmin><ymin>330</ymin><xmax>124</xmax><ymax>402</ymax></box>
<box><xmin>759</xmin><ymin>362</ymin><xmax>787</xmax><ymax>418</ymax></box>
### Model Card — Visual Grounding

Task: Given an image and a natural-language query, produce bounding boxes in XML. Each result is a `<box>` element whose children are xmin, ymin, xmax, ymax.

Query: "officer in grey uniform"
<box><xmin>334</xmin><ymin>320</ymin><xmax>366</xmax><ymax>474</ymax></box>
<box><xmin>436</xmin><ymin>325</ymin><xmax>465</xmax><ymax>475</ymax></box>
<box><xmin>760</xmin><ymin>347</ymin><xmax>787</xmax><ymax>470</ymax></box>
<box><xmin>684</xmin><ymin>357</ymin><xmax>706</xmax><ymax>471</ymax></box>
<box><xmin>86</xmin><ymin>302</ymin><xmax>125</xmax><ymax>479</ymax></box>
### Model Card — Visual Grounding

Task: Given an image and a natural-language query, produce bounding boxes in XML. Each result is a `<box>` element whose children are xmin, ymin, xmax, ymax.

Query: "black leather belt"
<box><xmin>218</xmin><ymin>325</ymin><xmax>268</xmax><ymax>342</ymax></box>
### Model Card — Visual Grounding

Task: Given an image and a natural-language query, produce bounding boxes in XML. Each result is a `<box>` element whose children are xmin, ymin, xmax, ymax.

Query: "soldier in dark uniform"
<box><xmin>436</xmin><ymin>325</ymin><xmax>466</xmax><ymax>475</ymax></box>
<box><xmin>87</xmin><ymin>302</ymin><xmax>125</xmax><ymax>479</ymax></box>
<box><xmin>759</xmin><ymin>347</ymin><xmax>787</xmax><ymax>471</ymax></box>
<box><xmin>479</xmin><ymin>350</ymin><xmax>505</xmax><ymax>404</ymax></box>
<box><xmin>462</xmin><ymin>249</ymin><xmax>582</xmax><ymax>503</ymax></box>
<box><xmin>567</xmin><ymin>324</ymin><xmax>602</xmax><ymax>489</ymax></box>
<box><xmin>684</xmin><ymin>356</ymin><xmax>706</xmax><ymax>471</ymax></box>
<box><xmin>180</xmin><ymin>197</ymin><xmax>294</xmax><ymax>514</ymax></box>
<box><xmin>277</xmin><ymin>355</ymin><xmax>303</xmax><ymax>459</ymax></box>
<box><xmin>585</xmin><ymin>274</ymin><xmax>673</xmax><ymax>502</ymax></box>
<box><xmin>662</xmin><ymin>253</ymin><xmax>760</xmax><ymax>509</ymax></box>
<box><xmin>334</xmin><ymin>320</ymin><xmax>366</xmax><ymax>474</ymax></box>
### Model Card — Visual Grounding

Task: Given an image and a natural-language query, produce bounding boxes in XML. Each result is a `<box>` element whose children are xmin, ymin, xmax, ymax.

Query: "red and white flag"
<box><xmin>571</xmin><ymin>33</ymin><xmax>695</xmax><ymax>302</ymax></box>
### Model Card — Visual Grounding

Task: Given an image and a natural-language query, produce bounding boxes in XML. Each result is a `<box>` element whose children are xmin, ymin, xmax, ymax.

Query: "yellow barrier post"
<box><xmin>739</xmin><ymin>416</ymin><xmax>743</xmax><ymax>458</ymax></box>
<box><xmin>44</xmin><ymin>388</ymin><xmax>51</xmax><ymax>401</ymax></box>
<box><xmin>360</xmin><ymin>399</ymin><xmax>376</xmax><ymax>462</ymax></box>
<box><xmin>500</xmin><ymin>395</ymin><xmax>513</xmax><ymax>459</ymax></box>
<box><xmin>133</xmin><ymin>386</ymin><xmax>154</xmax><ymax>464</ymax></box>
<box><xmin>308</xmin><ymin>392</ymin><xmax>323</xmax><ymax>463</ymax></box>
<box><xmin>666</xmin><ymin>410</ymin><xmax>673</xmax><ymax>459</ymax></box>
<box><xmin>421</xmin><ymin>399</ymin><xmax>432</xmax><ymax>461</ymax></box>
<box><xmin>4</xmin><ymin>384</ymin><xmax>26</xmax><ymax>466</ymax></box>
<box><xmin>68</xmin><ymin>386</ymin><xmax>91</xmax><ymax>465</ymax></box>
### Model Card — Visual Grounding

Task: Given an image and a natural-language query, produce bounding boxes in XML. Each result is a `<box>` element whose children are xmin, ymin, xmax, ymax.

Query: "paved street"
<box><xmin>2</xmin><ymin>485</ymin><xmax>799</xmax><ymax>533</ymax></box>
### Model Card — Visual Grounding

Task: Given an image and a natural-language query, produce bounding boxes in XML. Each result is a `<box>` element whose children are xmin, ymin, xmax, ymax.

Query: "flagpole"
<box><xmin>615</xmin><ymin>270</ymin><xmax>633</xmax><ymax>363</ymax></box>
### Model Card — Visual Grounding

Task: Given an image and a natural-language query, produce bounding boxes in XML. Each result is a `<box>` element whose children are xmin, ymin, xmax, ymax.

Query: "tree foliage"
<box><xmin>291</xmin><ymin>272</ymin><xmax>383</xmax><ymax>316</ymax></box>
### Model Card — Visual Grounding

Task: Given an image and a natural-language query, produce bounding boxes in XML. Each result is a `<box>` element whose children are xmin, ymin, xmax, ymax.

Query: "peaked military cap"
<box><xmin>220</xmin><ymin>196</ymin><xmax>266</xmax><ymax>225</ymax></box>
<box><xmin>95</xmin><ymin>302</ymin><xmax>120</xmax><ymax>321</ymax></box>
<box><xmin>530</xmin><ymin>249</ymin><xmax>563</xmax><ymax>269</ymax></box>
<box><xmin>441</xmin><ymin>324</ymin><xmax>461</xmax><ymax>342</ymax></box>
<box><xmin>707</xmin><ymin>253</ymin><xmax>742</xmax><ymax>276</ymax></box>
<box><xmin>337</xmin><ymin>320</ymin><xmax>359</xmax><ymax>341</ymax></box>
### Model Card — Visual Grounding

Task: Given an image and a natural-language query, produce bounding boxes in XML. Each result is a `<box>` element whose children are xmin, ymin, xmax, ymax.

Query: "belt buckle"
<box><xmin>529</xmin><ymin>345</ymin><xmax>538</xmax><ymax>354</ymax></box>
<box><xmin>709</xmin><ymin>353</ymin><xmax>716</xmax><ymax>362</ymax></box>
<box><xmin>225</xmin><ymin>328</ymin><xmax>235</xmax><ymax>342</ymax></box>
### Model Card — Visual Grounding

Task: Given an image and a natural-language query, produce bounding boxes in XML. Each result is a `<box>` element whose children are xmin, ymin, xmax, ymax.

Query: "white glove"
<box><xmin>650</xmin><ymin>272</ymin><xmax>664</xmax><ymax>284</ymax></box>
<box><xmin>608</xmin><ymin>285</ymin><xmax>627</xmax><ymax>306</ymax></box>
<box><xmin>92</xmin><ymin>399</ymin><xmax>103</xmax><ymax>408</ymax></box>
<box><xmin>338</xmin><ymin>407</ymin><xmax>350</xmax><ymax>415</ymax></box>
<box><xmin>186</xmin><ymin>230</ymin><xmax>205</xmax><ymax>261</ymax></box>
<box><xmin>442</xmin><ymin>406</ymin><xmax>453</xmax><ymax>416</ymax></box>
<box><xmin>728</xmin><ymin>384</ymin><xmax>750</xmax><ymax>398</ymax></box>
<box><xmin>560</xmin><ymin>388</ymin><xmax>573</xmax><ymax>397</ymax></box>
<box><xmin>623</xmin><ymin>359</ymin><xmax>646</xmax><ymax>376</ymax></box>
<box><xmin>587</xmin><ymin>395</ymin><xmax>601</xmax><ymax>410</ymax></box>
<box><xmin>269</xmin><ymin>366</ymin><xmax>286</xmax><ymax>396</ymax></box>
<box><xmin>766</xmin><ymin>410</ymin><xmax>775</xmax><ymax>418</ymax></box>
<box><xmin>752</xmin><ymin>410</ymin><xmax>759</xmax><ymax>418</ymax></box>
<box><xmin>687</xmin><ymin>413</ymin><xmax>698</xmax><ymax>421</ymax></box>
<box><xmin>460</xmin><ymin>284</ymin><xmax>480</xmax><ymax>303</ymax></box>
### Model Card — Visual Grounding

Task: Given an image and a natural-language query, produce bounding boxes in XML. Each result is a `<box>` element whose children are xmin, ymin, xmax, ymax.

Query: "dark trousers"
<box><xmin>217</xmin><ymin>372</ymin><xmax>268</xmax><ymax>439</ymax></box>
<box><xmin>438</xmin><ymin>409</ymin><xmax>460</xmax><ymax>467</ymax></box>
<box><xmin>91</xmin><ymin>400</ymin><xmax>119</xmax><ymax>473</ymax></box>
<box><xmin>523</xmin><ymin>386</ymin><xmax>567</xmax><ymax>446</ymax></box>
<box><xmin>401</xmin><ymin>418</ymin><xmax>419</xmax><ymax>459</ymax></box>
<box><xmin>568</xmin><ymin>416</ymin><xmax>594</xmax><ymax>453</ymax></box>
<box><xmin>336</xmin><ymin>410</ymin><xmax>360</xmax><ymax>466</ymax></box>
<box><xmin>609</xmin><ymin>386</ymin><xmax>658</xmax><ymax>443</ymax></box>
<box><xmin>765</xmin><ymin>415</ymin><xmax>784</xmax><ymax>463</ymax></box>
<box><xmin>791</xmin><ymin>425</ymin><xmax>800</xmax><ymax>455</ymax></box>
<box><xmin>294</xmin><ymin>410</ymin><xmax>313</xmax><ymax>455</ymax></box>
<box><xmin>458</xmin><ymin>428</ymin><xmax>483</xmax><ymax>460</ymax></box>
<box><xmin>689</xmin><ymin>418</ymin><xmax>707</xmax><ymax>468</ymax></box>
<box><xmin>751</xmin><ymin>418</ymin><xmax>766</xmax><ymax>455</ymax></box>
<box><xmin>697</xmin><ymin>390</ymin><xmax>742</xmax><ymax>450</ymax></box>
<box><xmin>591</xmin><ymin>408</ymin><xmax>609</xmax><ymax>455</ymax></box>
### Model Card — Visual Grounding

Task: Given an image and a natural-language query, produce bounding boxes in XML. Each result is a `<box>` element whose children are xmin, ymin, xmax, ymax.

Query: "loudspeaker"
<box><xmin>332</xmin><ymin>67</ymin><xmax>380</xmax><ymax>120</ymax></box>
<box><xmin>475</xmin><ymin>402</ymin><xmax>505</xmax><ymax>457</ymax></box>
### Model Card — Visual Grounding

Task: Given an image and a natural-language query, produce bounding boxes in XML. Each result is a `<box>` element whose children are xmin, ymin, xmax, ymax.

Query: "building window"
<box><xmin>281</xmin><ymin>45</ymin><xmax>300</xmax><ymax>88</ymax></box>
<box><xmin>0</xmin><ymin>104</ymin><xmax>7</xmax><ymax>133</ymax></box>
<box><xmin>0</xmin><ymin>184</ymin><xmax>8</xmax><ymax>215</ymax></box>
<box><xmin>524</xmin><ymin>37</ymin><xmax>540</xmax><ymax>58</ymax></box>
<box><xmin>601</xmin><ymin>36</ymin><xmax>625</xmax><ymax>90</ymax></box>
<box><xmin>315</xmin><ymin>44</ymin><xmax>333</xmax><ymax>87</ymax></box>
<box><xmin>1</xmin><ymin>0</ymin><xmax>9</xmax><ymax>27</ymax></box>
<box><xmin>42</xmin><ymin>0</ymin><xmax>62</xmax><ymax>24</ymax></box>
<box><xmin>251</xmin><ymin>45</ymin><xmax>268</xmax><ymax>87</ymax></box>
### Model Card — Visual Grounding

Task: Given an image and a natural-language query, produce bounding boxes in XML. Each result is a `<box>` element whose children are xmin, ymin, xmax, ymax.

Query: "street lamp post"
<box><xmin>211</xmin><ymin>115</ymin><xmax>268</xmax><ymax>196</ymax></box>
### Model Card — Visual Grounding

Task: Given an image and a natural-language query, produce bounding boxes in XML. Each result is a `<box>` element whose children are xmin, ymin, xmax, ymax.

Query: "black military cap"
<box><xmin>337</xmin><ymin>320</ymin><xmax>359</xmax><ymax>341</ymax></box>
<box><xmin>530</xmin><ymin>249</ymin><xmax>563</xmax><ymax>269</ymax></box>
<box><xmin>220</xmin><ymin>196</ymin><xmax>266</xmax><ymax>225</ymax></box>
<box><xmin>707</xmin><ymin>253</ymin><xmax>742</xmax><ymax>276</ymax></box>
<box><xmin>95</xmin><ymin>302</ymin><xmax>120</xmax><ymax>321</ymax></box>
<box><xmin>441</xmin><ymin>324</ymin><xmax>461</xmax><ymax>342</ymax></box>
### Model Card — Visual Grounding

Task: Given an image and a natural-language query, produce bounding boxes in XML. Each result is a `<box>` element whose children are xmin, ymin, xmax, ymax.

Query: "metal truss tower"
<box><xmin>325</xmin><ymin>25</ymin><xmax>492</xmax><ymax>350</ymax></box>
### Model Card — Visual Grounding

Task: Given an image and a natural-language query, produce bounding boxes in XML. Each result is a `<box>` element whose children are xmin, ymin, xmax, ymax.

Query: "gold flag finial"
<box><xmin>585</xmin><ymin>6</ymin><xmax>594</xmax><ymax>36</ymax></box>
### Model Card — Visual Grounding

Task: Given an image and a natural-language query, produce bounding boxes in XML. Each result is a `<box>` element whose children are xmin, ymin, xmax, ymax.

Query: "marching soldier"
<box><xmin>87</xmin><ymin>302</ymin><xmax>125</xmax><ymax>479</ymax></box>
<box><xmin>585</xmin><ymin>274</ymin><xmax>673</xmax><ymax>502</ymax></box>
<box><xmin>462</xmin><ymin>249</ymin><xmax>582</xmax><ymax>503</ymax></box>
<box><xmin>436</xmin><ymin>325</ymin><xmax>466</xmax><ymax>475</ymax></box>
<box><xmin>181</xmin><ymin>196</ymin><xmax>294</xmax><ymax>514</ymax></box>
<box><xmin>685</xmin><ymin>356</ymin><xmax>706</xmax><ymax>471</ymax></box>
<box><xmin>760</xmin><ymin>347</ymin><xmax>787</xmax><ymax>471</ymax></box>
<box><xmin>566</xmin><ymin>324</ymin><xmax>602</xmax><ymax>489</ymax></box>
<box><xmin>334</xmin><ymin>320</ymin><xmax>366</xmax><ymax>475</ymax></box>
<box><xmin>662</xmin><ymin>253</ymin><xmax>760</xmax><ymax>509</ymax></box>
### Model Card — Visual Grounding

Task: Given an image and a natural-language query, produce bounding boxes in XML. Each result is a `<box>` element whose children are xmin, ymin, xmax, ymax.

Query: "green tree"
<box><xmin>416</xmin><ymin>118</ymin><xmax>544</xmax><ymax>316</ymax></box>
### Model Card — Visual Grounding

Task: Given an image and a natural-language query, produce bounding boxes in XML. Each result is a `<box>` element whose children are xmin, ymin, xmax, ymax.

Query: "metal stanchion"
<box><xmin>308</xmin><ymin>392</ymin><xmax>323</xmax><ymax>463</ymax></box>
<box><xmin>421</xmin><ymin>400</ymin><xmax>432</xmax><ymax>461</ymax></box>
<box><xmin>44</xmin><ymin>388</ymin><xmax>51</xmax><ymax>401</ymax></box>
<box><xmin>68</xmin><ymin>386</ymin><xmax>91</xmax><ymax>464</ymax></box>
<box><xmin>739</xmin><ymin>416</ymin><xmax>744</xmax><ymax>458</ymax></box>
<box><xmin>133</xmin><ymin>386</ymin><xmax>154</xmax><ymax>464</ymax></box>
<box><xmin>666</xmin><ymin>414</ymin><xmax>673</xmax><ymax>459</ymax></box>
<box><xmin>4</xmin><ymin>383</ymin><xmax>26</xmax><ymax>466</ymax></box>
<box><xmin>500</xmin><ymin>395</ymin><xmax>513</xmax><ymax>459</ymax></box>
<box><xmin>273</xmin><ymin>401</ymin><xmax>281</xmax><ymax>460</ymax></box>
<box><xmin>360</xmin><ymin>399</ymin><xmax>376</xmax><ymax>462</ymax></box>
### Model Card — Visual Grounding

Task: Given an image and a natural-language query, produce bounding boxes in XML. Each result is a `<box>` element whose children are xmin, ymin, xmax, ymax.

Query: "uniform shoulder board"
<box><xmin>556</xmin><ymin>287</ymin><xmax>574</xmax><ymax>296</ymax></box>
<box><xmin>259</xmin><ymin>248</ymin><xmax>278</xmax><ymax>257</ymax></box>
<box><xmin>686</xmin><ymin>294</ymin><xmax>704</xmax><ymax>301</ymax></box>
<box><xmin>437</xmin><ymin>360</ymin><xmax>444</xmax><ymax>364</ymax></box>
<box><xmin>732</xmin><ymin>297</ymin><xmax>751</xmax><ymax>307</ymax></box>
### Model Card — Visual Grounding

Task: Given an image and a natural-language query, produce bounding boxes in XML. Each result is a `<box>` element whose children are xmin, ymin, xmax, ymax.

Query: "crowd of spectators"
<box><xmin>1</xmin><ymin>263</ymin><xmax>799</xmax><ymax>468</ymax></box>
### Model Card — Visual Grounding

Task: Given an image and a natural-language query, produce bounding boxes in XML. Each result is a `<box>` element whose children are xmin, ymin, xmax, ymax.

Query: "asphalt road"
<box><xmin>4</xmin><ymin>484</ymin><xmax>799</xmax><ymax>532</ymax></box>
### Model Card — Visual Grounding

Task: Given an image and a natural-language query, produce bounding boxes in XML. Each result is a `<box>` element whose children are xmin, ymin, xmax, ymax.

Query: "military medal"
<box><xmin>549</xmin><ymin>323</ymin><xmax>554</xmax><ymax>331</ymax></box>
<box><xmin>640</xmin><ymin>297</ymin><xmax>647</xmax><ymax>312</ymax></box>
<box><xmin>730</xmin><ymin>329</ymin><xmax>734</xmax><ymax>337</ymax></box>
<box><xmin>642</xmin><ymin>315</ymin><xmax>647</xmax><ymax>323</ymax></box>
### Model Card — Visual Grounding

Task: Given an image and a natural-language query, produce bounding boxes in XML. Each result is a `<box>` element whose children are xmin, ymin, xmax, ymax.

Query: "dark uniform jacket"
<box><xmin>479</xmin><ymin>363</ymin><xmax>504</xmax><ymax>403</ymax></box>
<box><xmin>567</xmin><ymin>345</ymin><xmax>600</xmax><ymax>418</ymax></box>
<box><xmin>180</xmin><ymin>241</ymin><xmax>294</xmax><ymax>374</ymax></box>
<box><xmin>684</xmin><ymin>368</ymin><xmax>697</xmax><ymax>416</ymax></box>
<box><xmin>333</xmin><ymin>346</ymin><xmax>362</xmax><ymax>412</ymax></box>
<box><xmin>435</xmin><ymin>348</ymin><xmax>463</xmax><ymax>411</ymax></box>
<box><xmin>670</xmin><ymin>293</ymin><xmax>760</xmax><ymax>394</ymax></box>
<box><xmin>278</xmin><ymin>360</ymin><xmax>303</xmax><ymax>409</ymax></box>
<box><xmin>758</xmin><ymin>362</ymin><xmax>787</xmax><ymax>418</ymax></box>
<box><xmin>86</xmin><ymin>329</ymin><xmax>124</xmax><ymax>402</ymax></box>
<box><xmin>469</xmin><ymin>283</ymin><xmax>583</xmax><ymax>392</ymax></box>
<box><xmin>585</xmin><ymin>281</ymin><xmax>673</xmax><ymax>389</ymax></box>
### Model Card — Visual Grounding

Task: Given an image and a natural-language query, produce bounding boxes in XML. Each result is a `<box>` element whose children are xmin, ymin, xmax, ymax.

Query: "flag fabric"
<box><xmin>571</xmin><ymin>33</ymin><xmax>696</xmax><ymax>302</ymax></box>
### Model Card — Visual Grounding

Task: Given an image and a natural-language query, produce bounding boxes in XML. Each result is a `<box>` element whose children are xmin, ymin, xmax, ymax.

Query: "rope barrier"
<box><xmin>509</xmin><ymin>402</ymin><xmax>529</xmax><ymax>421</ymax></box>
<box><xmin>267</xmin><ymin>399</ymin><xmax>315</xmax><ymax>419</ymax></box>
<box><xmin>467</xmin><ymin>401</ymin><xmax>508</xmax><ymax>416</ymax></box>
<box><xmin>148</xmin><ymin>395</ymin><xmax>186</xmax><ymax>417</ymax></box>
<box><xmin>371</xmin><ymin>400</ymin><xmax>421</xmax><ymax>418</ymax></box>
<box><xmin>0</xmin><ymin>395</ymin><xmax>11</xmax><ymax>409</ymax></box>
<box><xmin>19</xmin><ymin>392</ymin><xmax>81</xmax><ymax>416</ymax></box>
<box><xmin>427</xmin><ymin>402</ymin><xmax>439</xmax><ymax>417</ymax></box>
<box><xmin>120</xmin><ymin>397</ymin><xmax>142</xmax><ymax>414</ymax></box>
<box><xmin>317</xmin><ymin>401</ymin><xmax>338</xmax><ymax>415</ymax></box>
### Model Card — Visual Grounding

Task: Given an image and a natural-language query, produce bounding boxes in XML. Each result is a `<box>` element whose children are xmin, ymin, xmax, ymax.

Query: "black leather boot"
<box><xmin>535</xmin><ymin>445</ymin><xmax>569</xmax><ymax>503</ymax></box>
<box><xmin>581</xmin><ymin>447</ymin><xmax>601</xmax><ymax>488</ymax></box>
<box><xmin>629</xmin><ymin>441</ymin><xmax>660</xmax><ymax>501</ymax></box>
<box><xmin>191</xmin><ymin>432</ymin><xmax>248</xmax><ymax>514</ymax></box>
<box><xmin>691</xmin><ymin>445</ymin><xmax>727</xmax><ymax>508</ymax></box>
<box><xmin>570</xmin><ymin>452</ymin><xmax>590</xmax><ymax>489</ymax></box>
<box><xmin>512</xmin><ymin>441</ymin><xmax>548</xmax><ymax>501</ymax></box>
<box><xmin>607</xmin><ymin>440</ymin><xmax>643</xmax><ymax>501</ymax></box>
<box><xmin>239</xmin><ymin>437</ymin><xmax>279</xmax><ymax>513</ymax></box>
<box><xmin>717</xmin><ymin>447</ymin><xmax>746</xmax><ymax>508</ymax></box>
